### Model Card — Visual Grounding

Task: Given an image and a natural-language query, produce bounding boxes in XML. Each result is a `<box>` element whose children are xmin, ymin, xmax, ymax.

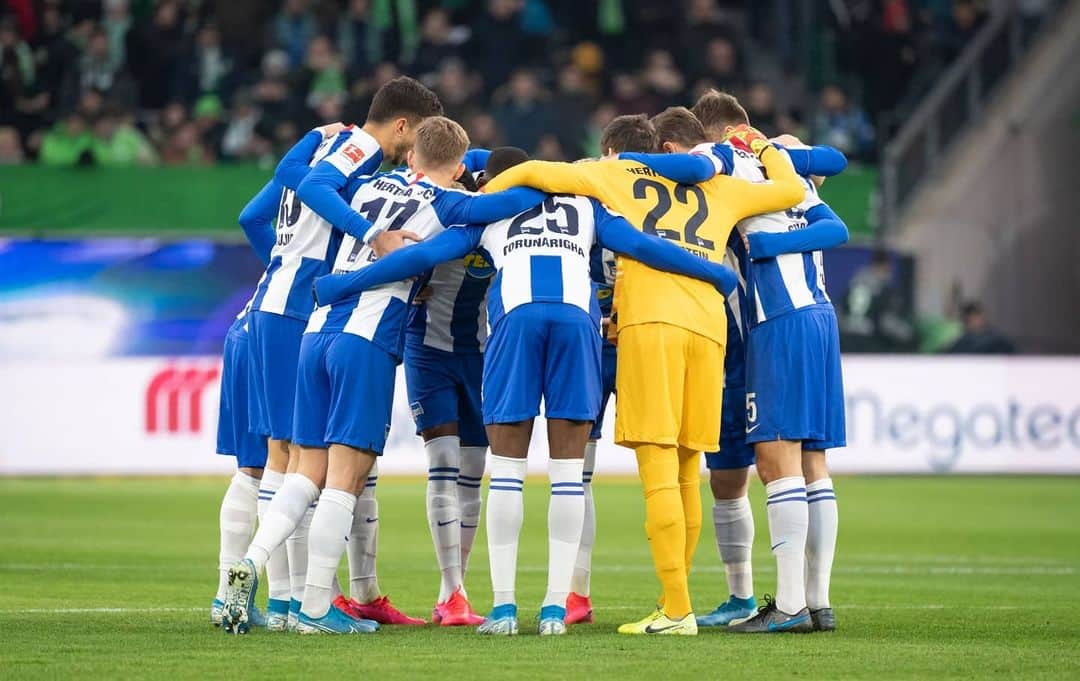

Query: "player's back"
<box><xmin>253</xmin><ymin>128</ymin><xmax>382</xmax><ymax>320</ymax></box>
<box><xmin>306</xmin><ymin>169</ymin><xmax>466</xmax><ymax>356</ymax></box>
<box><xmin>579</xmin><ymin>161</ymin><xmax>745</xmax><ymax>345</ymax></box>
<box><xmin>479</xmin><ymin>194</ymin><xmax>601</xmax><ymax>330</ymax></box>
<box><xmin>728</xmin><ymin>148</ymin><xmax>832</xmax><ymax>326</ymax></box>
<box><xmin>406</xmin><ymin>253</ymin><xmax>493</xmax><ymax>354</ymax></box>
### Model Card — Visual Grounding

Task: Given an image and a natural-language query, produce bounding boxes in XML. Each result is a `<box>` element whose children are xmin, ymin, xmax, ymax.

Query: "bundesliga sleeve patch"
<box><xmin>326</xmin><ymin>142</ymin><xmax>368</xmax><ymax>176</ymax></box>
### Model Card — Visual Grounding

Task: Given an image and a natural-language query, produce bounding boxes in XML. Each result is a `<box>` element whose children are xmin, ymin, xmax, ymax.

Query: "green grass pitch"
<box><xmin>2</xmin><ymin>476</ymin><xmax>1078</xmax><ymax>679</ymax></box>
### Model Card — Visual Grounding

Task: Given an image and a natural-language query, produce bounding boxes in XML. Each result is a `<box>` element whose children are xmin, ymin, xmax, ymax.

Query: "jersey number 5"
<box><xmin>632</xmin><ymin>179</ymin><xmax>715</xmax><ymax>250</ymax></box>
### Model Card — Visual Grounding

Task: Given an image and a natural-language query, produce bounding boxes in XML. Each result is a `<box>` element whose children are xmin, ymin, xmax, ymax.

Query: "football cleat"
<box><xmin>266</xmin><ymin>598</ymin><xmax>290</xmax><ymax>632</ymax></box>
<box><xmin>477</xmin><ymin>604</ymin><xmax>518</xmax><ymax>635</ymax></box>
<box><xmin>565</xmin><ymin>593</ymin><xmax>593</xmax><ymax>625</ymax></box>
<box><xmin>811</xmin><ymin>607</ymin><xmax>836</xmax><ymax>632</ymax></box>
<box><xmin>339</xmin><ymin>594</ymin><xmax>425</xmax><ymax>626</ymax></box>
<box><xmin>211</xmin><ymin>599</ymin><xmax>224</xmax><ymax>627</ymax></box>
<box><xmin>728</xmin><ymin>596</ymin><xmax>813</xmax><ymax>633</ymax></box>
<box><xmin>221</xmin><ymin>558</ymin><xmax>258</xmax><ymax>635</ymax></box>
<box><xmin>618</xmin><ymin>610</ymin><xmax>697</xmax><ymax>636</ymax></box>
<box><xmin>295</xmin><ymin>605</ymin><xmax>379</xmax><ymax>634</ymax></box>
<box><xmin>537</xmin><ymin>605</ymin><xmax>567</xmax><ymax>635</ymax></box>
<box><xmin>287</xmin><ymin>598</ymin><xmax>301</xmax><ymax>632</ymax></box>
<box><xmin>435</xmin><ymin>588</ymin><xmax>486</xmax><ymax>627</ymax></box>
<box><xmin>697</xmin><ymin>595</ymin><xmax>757</xmax><ymax>627</ymax></box>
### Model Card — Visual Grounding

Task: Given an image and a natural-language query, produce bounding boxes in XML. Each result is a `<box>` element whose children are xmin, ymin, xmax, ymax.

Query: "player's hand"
<box><xmin>314</xmin><ymin>121</ymin><xmax>348</xmax><ymax>139</ymax></box>
<box><xmin>412</xmin><ymin>285</ymin><xmax>434</xmax><ymax>305</ymax></box>
<box><xmin>370</xmin><ymin>230</ymin><xmax>422</xmax><ymax>258</ymax></box>
<box><xmin>723</xmin><ymin>124</ymin><xmax>771</xmax><ymax>159</ymax></box>
<box><xmin>771</xmin><ymin>133</ymin><xmax>804</xmax><ymax>147</ymax></box>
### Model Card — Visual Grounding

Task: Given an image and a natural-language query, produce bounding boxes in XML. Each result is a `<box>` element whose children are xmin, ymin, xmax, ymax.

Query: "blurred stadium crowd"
<box><xmin>0</xmin><ymin>0</ymin><xmax>1010</xmax><ymax>168</ymax></box>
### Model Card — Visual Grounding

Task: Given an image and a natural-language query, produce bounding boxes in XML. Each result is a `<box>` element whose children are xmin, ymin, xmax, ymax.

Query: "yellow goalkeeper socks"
<box><xmin>678</xmin><ymin>447</ymin><xmax>703</xmax><ymax>580</ymax></box>
<box><xmin>636</xmin><ymin>444</ymin><xmax>692</xmax><ymax>619</ymax></box>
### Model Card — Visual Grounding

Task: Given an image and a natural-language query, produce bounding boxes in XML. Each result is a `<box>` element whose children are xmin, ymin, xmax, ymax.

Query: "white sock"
<box><xmin>255</xmin><ymin>470</ymin><xmax>292</xmax><ymax>602</ymax></box>
<box><xmin>544</xmin><ymin>457</ymin><xmax>585</xmax><ymax>609</ymax></box>
<box><xmin>286</xmin><ymin>500</ymin><xmax>316</xmax><ymax>604</ymax></box>
<box><xmin>458</xmin><ymin>446</ymin><xmax>486</xmax><ymax>576</ymax></box>
<box><xmin>348</xmin><ymin>469</ymin><xmax>380</xmax><ymax>604</ymax></box>
<box><xmin>805</xmin><ymin>478</ymin><xmax>838</xmax><ymax>610</ymax></box>
<box><xmin>301</xmin><ymin>488</ymin><xmax>355</xmax><ymax>619</ymax></box>
<box><xmin>425</xmin><ymin>436</ymin><xmax>463</xmax><ymax>602</ymax></box>
<box><xmin>713</xmin><ymin>496</ymin><xmax>754</xmax><ymax>599</ymax></box>
<box><xmin>765</xmin><ymin>476</ymin><xmax>809</xmax><ymax>614</ymax></box>
<box><xmin>246</xmin><ymin>472</ymin><xmax>319</xmax><ymax>571</ymax></box>
<box><xmin>216</xmin><ymin>471</ymin><xmax>260</xmax><ymax>600</ymax></box>
<box><xmin>486</xmin><ymin>454</ymin><xmax>526</xmax><ymax>607</ymax></box>
<box><xmin>570</xmin><ymin>442</ymin><xmax>597</xmax><ymax>597</ymax></box>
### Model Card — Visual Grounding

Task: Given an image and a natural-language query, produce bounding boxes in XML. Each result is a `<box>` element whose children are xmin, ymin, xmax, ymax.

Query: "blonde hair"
<box><xmin>414</xmin><ymin>116</ymin><xmax>470</xmax><ymax>169</ymax></box>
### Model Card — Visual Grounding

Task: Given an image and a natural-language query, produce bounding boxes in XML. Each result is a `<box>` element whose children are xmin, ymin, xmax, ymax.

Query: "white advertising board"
<box><xmin>1</xmin><ymin>356</ymin><xmax>1077</xmax><ymax>475</ymax></box>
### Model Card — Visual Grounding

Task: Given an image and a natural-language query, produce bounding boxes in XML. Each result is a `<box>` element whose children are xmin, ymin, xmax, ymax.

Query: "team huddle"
<box><xmin>211</xmin><ymin>75</ymin><xmax>848</xmax><ymax>637</ymax></box>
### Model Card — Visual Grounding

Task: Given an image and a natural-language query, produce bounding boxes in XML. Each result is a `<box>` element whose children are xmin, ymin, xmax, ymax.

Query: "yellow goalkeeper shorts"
<box><xmin>614</xmin><ymin>323</ymin><xmax>725</xmax><ymax>453</ymax></box>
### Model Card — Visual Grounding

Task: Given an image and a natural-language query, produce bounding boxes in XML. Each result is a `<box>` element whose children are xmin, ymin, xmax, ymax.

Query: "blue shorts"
<box><xmin>217</xmin><ymin>326</ymin><xmax>268</xmax><ymax>469</ymax></box>
<box><xmin>589</xmin><ymin>342</ymin><xmax>618</xmax><ymax>440</ymax></box>
<box><xmin>404</xmin><ymin>340</ymin><xmax>487</xmax><ymax>447</ymax></box>
<box><xmin>483</xmin><ymin>302</ymin><xmax>602</xmax><ymax>424</ymax></box>
<box><xmin>706</xmin><ymin>384</ymin><xmax>755</xmax><ymax>470</ymax></box>
<box><xmin>292</xmin><ymin>332</ymin><xmax>397</xmax><ymax>454</ymax></box>
<box><xmin>247</xmin><ymin>311</ymin><xmax>307</xmax><ymax>440</ymax></box>
<box><xmin>745</xmin><ymin>305</ymin><xmax>846</xmax><ymax>449</ymax></box>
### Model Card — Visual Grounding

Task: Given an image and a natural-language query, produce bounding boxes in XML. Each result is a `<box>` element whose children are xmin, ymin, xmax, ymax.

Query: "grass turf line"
<box><xmin>1</xmin><ymin>476</ymin><xmax>1078</xmax><ymax>679</ymax></box>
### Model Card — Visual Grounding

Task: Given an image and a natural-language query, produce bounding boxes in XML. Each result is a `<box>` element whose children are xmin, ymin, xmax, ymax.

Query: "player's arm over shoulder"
<box><xmin>483</xmin><ymin>160</ymin><xmax>599</xmax><ymax>197</ymax></box>
<box><xmin>727</xmin><ymin>145</ymin><xmax>805</xmax><ymax>220</ymax></box>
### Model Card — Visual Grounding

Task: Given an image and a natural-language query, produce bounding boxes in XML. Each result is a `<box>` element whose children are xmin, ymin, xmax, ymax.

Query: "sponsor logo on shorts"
<box><xmin>410</xmin><ymin>401</ymin><xmax>425</xmax><ymax>418</ymax></box>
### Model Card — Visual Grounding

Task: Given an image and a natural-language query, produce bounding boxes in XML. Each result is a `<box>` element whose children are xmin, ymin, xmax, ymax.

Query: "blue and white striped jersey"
<box><xmin>481</xmin><ymin>195</ymin><xmax>603</xmax><ymax>331</ymax></box>
<box><xmin>306</xmin><ymin>169</ymin><xmax>512</xmax><ymax>358</ymax></box>
<box><xmin>722</xmin><ymin>230</ymin><xmax>748</xmax><ymax>386</ymax></box>
<box><xmin>405</xmin><ymin>251</ymin><xmax>493</xmax><ymax>354</ymax></box>
<box><xmin>251</xmin><ymin>128</ymin><xmax>383</xmax><ymax>320</ymax></box>
<box><xmin>724</xmin><ymin>145</ymin><xmax>832</xmax><ymax>326</ymax></box>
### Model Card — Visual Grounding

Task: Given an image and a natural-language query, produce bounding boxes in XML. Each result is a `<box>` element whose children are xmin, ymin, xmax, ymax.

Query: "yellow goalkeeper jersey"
<box><xmin>484</xmin><ymin>147</ymin><xmax>804</xmax><ymax>346</ymax></box>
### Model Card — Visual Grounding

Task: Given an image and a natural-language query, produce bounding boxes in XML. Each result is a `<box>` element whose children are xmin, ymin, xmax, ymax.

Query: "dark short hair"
<box><xmin>691</xmin><ymin>89</ymin><xmax>749</xmax><ymax>136</ymax></box>
<box><xmin>367</xmin><ymin>76</ymin><xmax>443</xmax><ymax>124</ymax></box>
<box><xmin>599</xmin><ymin>114</ymin><xmax>657</xmax><ymax>154</ymax></box>
<box><xmin>484</xmin><ymin>146</ymin><xmax>530</xmax><ymax>180</ymax></box>
<box><xmin>651</xmin><ymin>106</ymin><xmax>707</xmax><ymax>148</ymax></box>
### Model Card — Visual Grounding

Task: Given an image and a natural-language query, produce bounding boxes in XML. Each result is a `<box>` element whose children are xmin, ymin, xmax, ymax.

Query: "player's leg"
<box><xmin>249</xmin><ymin>311</ymin><xmax>308</xmax><ymax>629</ymax></box>
<box><xmin>222</xmin><ymin>331</ymin><xmax>330</xmax><ymax>634</ymax></box>
<box><xmin>479</xmin><ymin>421</ymin><xmax>532</xmax><ymax>636</ymax></box>
<box><xmin>405</xmin><ymin>342</ymin><xmax>469</xmax><ymax>612</ymax></box>
<box><xmin>568</xmin><ymin>341</ymin><xmax>615</xmax><ymax>625</ymax></box>
<box><xmin>730</xmin><ymin>313</ymin><xmax>822</xmax><ymax>634</ymax></box>
<box><xmin>697</xmin><ymin>464</ymin><xmax>756</xmax><ymax>626</ymax></box>
<box><xmin>537</xmin><ymin>304</ymin><xmax>601</xmax><ymax>635</ymax></box>
<box><xmin>614</xmin><ymin>324</ymin><xmax>696</xmax><ymax>635</ymax></box>
<box><xmin>699</xmin><ymin>381</ymin><xmax>757</xmax><ymax>625</ymax></box>
<box><xmin>803</xmin><ymin>449</ymin><xmax>837</xmax><ymax>630</ymax></box>
<box><xmin>296</xmin><ymin>333</ymin><xmax>398</xmax><ymax>634</ymax></box>
<box><xmin>476</xmin><ymin>306</ymin><xmax>545</xmax><ymax>635</ymax></box>
<box><xmin>213</xmin><ymin>326</ymin><xmax>264</xmax><ymax>626</ymax></box>
<box><xmin>539</xmin><ymin>418</ymin><xmax>590</xmax><ymax>635</ymax></box>
<box><xmin>457</xmin><ymin>352</ymin><xmax>489</xmax><ymax>583</ymax></box>
<box><xmin>802</xmin><ymin>307</ymin><xmax>846</xmax><ymax>632</ymax></box>
<box><xmin>341</xmin><ymin>464</ymin><xmax>424</xmax><ymax>626</ymax></box>
<box><xmin>297</xmin><ymin>443</ymin><xmax>379</xmax><ymax>634</ymax></box>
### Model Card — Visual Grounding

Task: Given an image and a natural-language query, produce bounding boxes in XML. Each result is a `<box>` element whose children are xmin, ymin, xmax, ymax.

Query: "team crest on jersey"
<box><xmin>341</xmin><ymin>143</ymin><xmax>366</xmax><ymax>164</ymax></box>
<box><xmin>463</xmin><ymin>251</ymin><xmax>495</xmax><ymax>279</ymax></box>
